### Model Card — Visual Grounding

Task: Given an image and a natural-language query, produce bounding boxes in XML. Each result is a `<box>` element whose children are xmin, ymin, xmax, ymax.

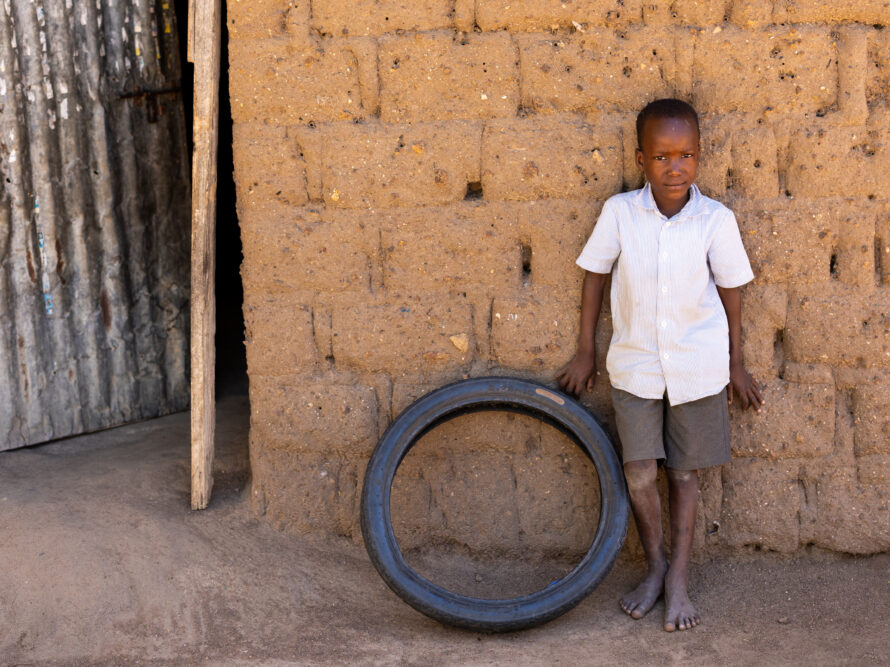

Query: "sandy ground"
<box><xmin>1</xmin><ymin>394</ymin><xmax>887</xmax><ymax>665</ymax></box>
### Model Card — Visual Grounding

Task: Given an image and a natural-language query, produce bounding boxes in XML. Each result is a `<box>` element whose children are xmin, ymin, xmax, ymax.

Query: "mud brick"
<box><xmin>516</xmin><ymin>30</ymin><xmax>672</xmax><ymax>114</ymax></box>
<box><xmin>833</xmin><ymin>210</ymin><xmax>877</xmax><ymax>289</ymax></box>
<box><xmin>343</xmin><ymin>37</ymin><xmax>381</xmax><ymax>117</ymax></box>
<box><xmin>691</xmin><ymin>26</ymin><xmax>836</xmax><ymax>114</ymax></box>
<box><xmin>227</xmin><ymin>0</ymin><xmax>310</xmax><ymax>42</ymax></box>
<box><xmin>696</xmin><ymin>116</ymin><xmax>731</xmax><ymax>199</ymax></box>
<box><xmin>289</xmin><ymin>126</ymin><xmax>324</xmax><ymax>202</ymax></box>
<box><xmin>319</xmin><ymin>121</ymin><xmax>481</xmax><ymax>208</ymax></box>
<box><xmin>867</xmin><ymin>30</ymin><xmax>890</xmax><ymax>108</ymax></box>
<box><xmin>331</xmin><ymin>298</ymin><xmax>474</xmax><ymax>373</ymax></box>
<box><xmin>482</xmin><ymin>116</ymin><xmax>621</xmax><ymax>201</ymax></box>
<box><xmin>424</xmin><ymin>450</ymin><xmax>523</xmax><ymax>554</ymax></box>
<box><xmin>378</xmin><ymin>32</ymin><xmax>519</xmax><ymax>122</ymax></box>
<box><xmin>619</xmin><ymin>113</ymin><xmax>645</xmax><ymax>191</ymax></box>
<box><xmin>852</xmin><ymin>384</ymin><xmax>890</xmax><ymax>455</ymax></box>
<box><xmin>784</xmin><ymin>287</ymin><xmax>890</xmax><ymax>367</ymax></box>
<box><xmin>727</xmin><ymin>0</ymin><xmax>774</xmax><ymax>28</ymax></box>
<box><xmin>391</xmin><ymin>381</ymin><xmax>440</xmax><ymax>415</ymax></box>
<box><xmin>390</xmin><ymin>473</ymin><xmax>433</xmax><ymax>551</ymax></box>
<box><xmin>518</xmin><ymin>200</ymin><xmax>601</xmax><ymax>289</ymax></box>
<box><xmin>878</xmin><ymin>208</ymin><xmax>890</xmax><ymax>286</ymax></box>
<box><xmin>730</xmin><ymin>380</ymin><xmax>834</xmax><ymax>459</ymax></box>
<box><xmin>786</xmin><ymin>124</ymin><xmax>890</xmax><ymax>200</ymax></box>
<box><xmin>252</xmin><ymin>450</ymin><xmax>360</xmax><ymax>536</ymax></box>
<box><xmin>774</xmin><ymin>0</ymin><xmax>890</xmax><ymax>24</ymax></box>
<box><xmin>740</xmin><ymin>284</ymin><xmax>787</xmax><ymax>369</ymax></box>
<box><xmin>476</xmin><ymin>0</ymin><xmax>642</xmax><ymax>31</ymax></box>
<box><xmin>642</xmin><ymin>0</ymin><xmax>725</xmax><ymax>25</ymax></box>
<box><xmin>730</xmin><ymin>126</ymin><xmax>780</xmax><ymax>199</ymax></box>
<box><xmin>514</xmin><ymin>425</ymin><xmax>601</xmax><ymax>556</ymax></box>
<box><xmin>250</xmin><ymin>377</ymin><xmax>379</xmax><ymax>457</ymax></box>
<box><xmin>811</xmin><ymin>467</ymin><xmax>890</xmax><ymax>554</ymax></box>
<box><xmin>782</xmin><ymin>362</ymin><xmax>833</xmax><ymax>384</ymax></box>
<box><xmin>734</xmin><ymin>204</ymin><xmax>834</xmax><ymax>285</ymax></box>
<box><xmin>228</xmin><ymin>38</ymin><xmax>367</xmax><ymax>124</ymax></box>
<box><xmin>857</xmin><ymin>455</ymin><xmax>890</xmax><ymax>485</ymax></box>
<box><xmin>696</xmin><ymin>466</ymin><xmax>725</xmax><ymax>551</ymax></box>
<box><xmin>243</xmin><ymin>294</ymin><xmax>317</xmax><ymax>376</ymax></box>
<box><xmin>491</xmin><ymin>292</ymin><xmax>581</xmax><ymax>370</ymax></box>
<box><xmin>453</xmin><ymin>0</ymin><xmax>475</xmax><ymax>31</ymax></box>
<box><xmin>312</xmin><ymin>308</ymin><xmax>333</xmax><ymax>360</ymax></box>
<box><xmin>232</xmin><ymin>124</ymin><xmax>308</xmax><ymax>207</ymax></box>
<box><xmin>721</xmin><ymin>460</ymin><xmax>801</xmax><ymax>553</ymax></box>
<box><xmin>834</xmin><ymin>28</ymin><xmax>869</xmax><ymax>126</ymax></box>
<box><xmin>381</xmin><ymin>203</ymin><xmax>521</xmax><ymax>294</ymax></box>
<box><xmin>833</xmin><ymin>367</ymin><xmax>890</xmax><ymax>388</ymax></box>
<box><xmin>239</xmin><ymin>203</ymin><xmax>377</xmax><ymax>293</ymax></box>
<box><xmin>410</xmin><ymin>410</ymin><xmax>543</xmax><ymax>457</ymax></box>
<box><xmin>311</xmin><ymin>0</ymin><xmax>452</xmax><ymax>36</ymax></box>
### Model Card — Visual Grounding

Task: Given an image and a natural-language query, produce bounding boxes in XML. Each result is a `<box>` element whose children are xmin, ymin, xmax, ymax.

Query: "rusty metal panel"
<box><xmin>0</xmin><ymin>0</ymin><xmax>190</xmax><ymax>449</ymax></box>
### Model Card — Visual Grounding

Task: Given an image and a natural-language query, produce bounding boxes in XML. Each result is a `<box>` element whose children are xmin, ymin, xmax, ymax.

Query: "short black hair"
<box><xmin>636</xmin><ymin>99</ymin><xmax>700</xmax><ymax>148</ymax></box>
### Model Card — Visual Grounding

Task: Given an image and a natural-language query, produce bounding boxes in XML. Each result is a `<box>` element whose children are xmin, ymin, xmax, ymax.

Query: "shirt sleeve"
<box><xmin>576</xmin><ymin>199</ymin><xmax>620</xmax><ymax>273</ymax></box>
<box><xmin>708</xmin><ymin>209</ymin><xmax>755</xmax><ymax>288</ymax></box>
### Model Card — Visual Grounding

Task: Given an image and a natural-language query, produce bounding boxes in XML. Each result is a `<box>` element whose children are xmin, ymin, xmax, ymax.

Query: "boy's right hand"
<box><xmin>556</xmin><ymin>349</ymin><xmax>597</xmax><ymax>396</ymax></box>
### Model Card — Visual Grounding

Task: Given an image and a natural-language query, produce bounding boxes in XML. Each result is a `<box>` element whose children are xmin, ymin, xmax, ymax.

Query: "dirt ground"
<box><xmin>1</xmin><ymin>395</ymin><xmax>887</xmax><ymax>665</ymax></box>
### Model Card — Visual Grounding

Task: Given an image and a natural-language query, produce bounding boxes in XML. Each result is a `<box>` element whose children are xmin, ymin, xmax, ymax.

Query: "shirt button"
<box><xmin>661</xmin><ymin>320</ymin><xmax>667</xmax><ymax>328</ymax></box>
<box><xmin>662</xmin><ymin>286</ymin><xmax>668</xmax><ymax>293</ymax></box>
<box><xmin>665</xmin><ymin>222</ymin><xmax>671</xmax><ymax>228</ymax></box>
<box><xmin>661</xmin><ymin>252</ymin><xmax>668</xmax><ymax>259</ymax></box>
<box><xmin>663</xmin><ymin>353</ymin><xmax>670</xmax><ymax>360</ymax></box>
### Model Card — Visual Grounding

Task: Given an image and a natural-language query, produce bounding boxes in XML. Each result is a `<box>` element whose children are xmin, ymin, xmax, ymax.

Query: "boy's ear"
<box><xmin>635</xmin><ymin>148</ymin><xmax>644</xmax><ymax>171</ymax></box>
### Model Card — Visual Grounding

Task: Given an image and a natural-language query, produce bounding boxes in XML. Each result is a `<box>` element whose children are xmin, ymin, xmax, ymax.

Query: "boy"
<box><xmin>556</xmin><ymin>99</ymin><xmax>763</xmax><ymax>632</ymax></box>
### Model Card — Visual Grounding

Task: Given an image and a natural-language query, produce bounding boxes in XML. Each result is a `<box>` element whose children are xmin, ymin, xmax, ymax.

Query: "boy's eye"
<box><xmin>682</xmin><ymin>153</ymin><xmax>695</xmax><ymax>158</ymax></box>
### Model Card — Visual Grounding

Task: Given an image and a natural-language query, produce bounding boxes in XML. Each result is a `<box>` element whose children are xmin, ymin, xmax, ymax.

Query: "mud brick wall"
<box><xmin>228</xmin><ymin>0</ymin><xmax>890</xmax><ymax>556</ymax></box>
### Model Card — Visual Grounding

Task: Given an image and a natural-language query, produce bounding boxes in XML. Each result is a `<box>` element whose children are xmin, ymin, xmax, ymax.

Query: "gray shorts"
<box><xmin>610</xmin><ymin>387</ymin><xmax>730</xmax><ymax>471</ymax></box>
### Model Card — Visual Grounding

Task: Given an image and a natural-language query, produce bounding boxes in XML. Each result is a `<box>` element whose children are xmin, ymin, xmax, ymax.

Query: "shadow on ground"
<box><xmin>0</xmin><ymin>396</ymin><xmax>886</xmax><ymax>664</ymax></box>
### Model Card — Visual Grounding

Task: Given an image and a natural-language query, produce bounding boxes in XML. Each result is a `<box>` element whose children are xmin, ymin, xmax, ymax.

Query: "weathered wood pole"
<box><xmin>188</xmin><ymin>0</ymin><xmax>221</xmax><ymax>509</ymax></box>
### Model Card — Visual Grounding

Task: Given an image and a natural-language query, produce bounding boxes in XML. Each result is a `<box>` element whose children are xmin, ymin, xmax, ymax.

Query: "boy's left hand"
<box><xmin>728</xmin><ymin>361</ymin><xmax>764</xmax><ymax>412</ymax></box>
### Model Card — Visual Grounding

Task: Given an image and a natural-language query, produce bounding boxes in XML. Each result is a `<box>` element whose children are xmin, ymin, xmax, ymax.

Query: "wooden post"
<box><xmin>188</xmin><ymin>0</ymin><xmax>221</xmax><ymax>509</ymax></box>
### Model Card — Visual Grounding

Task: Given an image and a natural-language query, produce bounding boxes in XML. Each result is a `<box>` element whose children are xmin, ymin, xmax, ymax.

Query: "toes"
<box><xmin>664</xmin><ymin>612</ymin><xmax>700</xmax><ymax>631</ymax></box>
<box><xmin>677</xmin><ymin>615</ymin><xmax>700</xmax><ymax>630</ymax></box>
<box><xmin>631</xmin><ymin>608</ymin><xmax>645</xmax><ymax>620</ymax></box>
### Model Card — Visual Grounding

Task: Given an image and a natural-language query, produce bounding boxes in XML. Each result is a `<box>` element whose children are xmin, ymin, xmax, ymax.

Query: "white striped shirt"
<box><xmin>576</xmin><ymin>184</ymin><xmax>754</xmax><ymax>405</ymax></box>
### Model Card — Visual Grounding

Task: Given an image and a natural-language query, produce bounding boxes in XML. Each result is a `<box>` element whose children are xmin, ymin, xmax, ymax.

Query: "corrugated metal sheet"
<box><xmin>0</xmin><ymin>0</ymin><xmax>190</xmax><ymax>449</ymax></box>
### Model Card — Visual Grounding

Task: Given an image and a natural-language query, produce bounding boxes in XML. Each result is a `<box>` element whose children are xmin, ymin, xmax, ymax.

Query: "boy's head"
<box><xmin>635</xmin><ymin>98</ymin><xmax>699</xmax><ymax>150</ymax></box>
<box><xmin>635</xmin><ymin>99</ymin><xmax>700</xmax><ymax>216</ymax></box>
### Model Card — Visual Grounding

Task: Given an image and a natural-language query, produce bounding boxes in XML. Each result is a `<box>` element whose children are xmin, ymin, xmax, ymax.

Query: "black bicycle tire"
<box><xmin>360</xmin><ymin>376</ymin><xmax>629</xmax><ymax>632</ymax></box>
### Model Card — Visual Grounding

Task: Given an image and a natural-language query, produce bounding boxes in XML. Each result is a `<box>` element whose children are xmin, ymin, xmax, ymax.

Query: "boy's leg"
<box><xmin>660</xmin><ymin>390</ymin><xmax>730</xmax><ymax>630</ymax></box>
<box><xmin>663</xmin><ymin>467</ymin><xmax>701</xmax><ymax>631</ymax></box>
<box><xmin>619</xmin><ymin>459</ymin><xmax>668</xmax><ymax>619</ymax></box>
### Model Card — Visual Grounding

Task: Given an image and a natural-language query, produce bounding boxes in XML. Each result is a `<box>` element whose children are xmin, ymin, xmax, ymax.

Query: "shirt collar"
<box><xmin>635</xmin><ymin>182</ymin><xmax>702</xmax><ymax>221</ymax></box>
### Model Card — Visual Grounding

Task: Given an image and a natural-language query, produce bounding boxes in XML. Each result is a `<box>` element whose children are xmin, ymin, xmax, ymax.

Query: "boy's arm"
<box><xmin>556</xmin><ymin>271</ymin><xmax>609</xmax><ymax>395</ymax></box>
<box><xmin>716</xmin><ymin>285</ymin><xmax>764</xmax><ymax>411</ymax></box>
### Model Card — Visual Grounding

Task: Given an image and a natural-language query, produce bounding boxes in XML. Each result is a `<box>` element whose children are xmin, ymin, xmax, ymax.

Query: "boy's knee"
<box><xmin>624</xmin><ymin>459</ymin><xmax>658</xmax><ymax>491</ymax></box>
<box><xmin>665</xmin><ymin>467</ymin><xmax>698</xmax><ymax>484</ymax></box>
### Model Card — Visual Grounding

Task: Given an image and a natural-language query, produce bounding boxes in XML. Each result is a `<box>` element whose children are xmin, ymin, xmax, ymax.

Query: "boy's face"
<box><xmin>635</xmin><ymin>116</ymin><xmax>700</xmax><ymax>216</ymax></box>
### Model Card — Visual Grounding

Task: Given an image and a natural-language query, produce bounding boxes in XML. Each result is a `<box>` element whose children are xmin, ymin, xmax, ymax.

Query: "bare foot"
<box><xmin>663</xmin><ymin>566</ymin><xmax>700</xmax><ymax>632</ymax></box>
<box><xmin>619</xmin><ymin>563</ymin><xmax>666</xmax><ymax>620</ymax></box>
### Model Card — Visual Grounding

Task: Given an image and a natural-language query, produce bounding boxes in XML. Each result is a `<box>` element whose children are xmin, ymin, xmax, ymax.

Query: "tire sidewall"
<box><xmin>360</xmin><ymin>377</ymin><xmax>628</xmax><ymax>632</ymax></box>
